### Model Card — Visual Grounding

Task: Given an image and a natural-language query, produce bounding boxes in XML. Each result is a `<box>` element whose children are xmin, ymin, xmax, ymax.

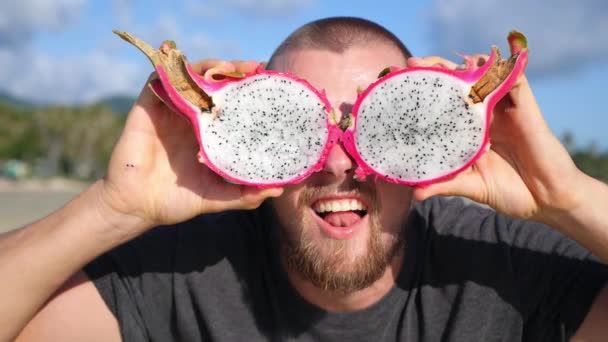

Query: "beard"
<box><xmin>278</xmin><ymin>183</ymin><xmax>404</xmax><ymax>294</ymax></box>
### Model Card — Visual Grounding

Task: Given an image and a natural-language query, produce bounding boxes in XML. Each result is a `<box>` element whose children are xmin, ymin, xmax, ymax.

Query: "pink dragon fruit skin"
<box><xmin>115</xmin><ymin>30</ymin><xmax>342</xmax><ymax>188</ymax></box>
<box><xmin>117</xmin><ymin>29</ymin><xmax>528</xmax><ymax>188</ymax></box>
<box><xmin>342</xmin><ymin>32</ymin><xmax>529</xmax><ymax>186</ymax></box>
<box><xmin>151</xmin><ymin>66</ymin><xmax>342</xmax><ymax>187</ymax></box>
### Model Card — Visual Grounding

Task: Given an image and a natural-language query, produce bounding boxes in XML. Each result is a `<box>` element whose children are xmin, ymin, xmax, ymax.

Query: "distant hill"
<box><xmin>0</xmin><ymin>90</ymin><xmax>136</xmax><ymax>115</ymax></box>
<box><xmin>94</xmin><ymin>95</ymin><xmax>136</xmax><ymax>115</ymax></box>
<box><xmin>0</xmin><ymin>91</ymin><xmax>35</xmax><ymax>108</ymax></box>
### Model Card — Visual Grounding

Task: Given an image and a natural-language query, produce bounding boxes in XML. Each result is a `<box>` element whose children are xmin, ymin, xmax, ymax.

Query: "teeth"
<box><xmin>320</xmin><ymin>202</ymin><xmax>328</xmax><ymax>213</ymax></box>
<box><xmin>313</xmin><ymin>199</ymin><xmax>367</xmax><ymax>214</ymax></box>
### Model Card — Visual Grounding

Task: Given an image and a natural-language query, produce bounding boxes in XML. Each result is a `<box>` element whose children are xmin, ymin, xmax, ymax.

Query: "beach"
<box><xmin>0</xmin><ymin>178</ymin><xmax>88</xmax><ymax>233</ymax></box>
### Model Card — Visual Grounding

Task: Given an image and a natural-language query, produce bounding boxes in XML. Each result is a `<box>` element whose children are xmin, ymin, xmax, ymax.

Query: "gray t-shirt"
<box><xmin>84</xmin><ymin>197</ymin><xmax>608</xmax><ymax>341</ymax></box>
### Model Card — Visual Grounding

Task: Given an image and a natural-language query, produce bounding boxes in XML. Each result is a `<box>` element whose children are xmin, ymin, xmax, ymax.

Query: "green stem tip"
<box><xmin>508</xmin><ymin>30</ymin><xmax>528</xmax><ymax>55</ymax></box>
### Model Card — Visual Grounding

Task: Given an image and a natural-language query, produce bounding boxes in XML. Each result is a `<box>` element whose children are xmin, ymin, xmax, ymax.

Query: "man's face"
<box><xmin>271</xmin><ymin>44</ymin><xmax>413</xmax><ymax>293</ymax></box>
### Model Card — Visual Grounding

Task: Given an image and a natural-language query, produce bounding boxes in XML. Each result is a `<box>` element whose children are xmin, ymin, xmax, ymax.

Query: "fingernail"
<box><xmin>264</xmin><ymin>188</ymin><xmax>284</xmax><ymax>197</ymax></box>
<box><xmin>407</xmin><ymin>57</ymin><xmax>420</xmax><ymax>64</ymax></box>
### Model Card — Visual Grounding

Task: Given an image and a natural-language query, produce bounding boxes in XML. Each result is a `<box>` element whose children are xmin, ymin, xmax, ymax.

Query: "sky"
<box><xmin>0</xmin><ymin>0</ymin><xmax>606</xmax><ymax>148</ymax></box>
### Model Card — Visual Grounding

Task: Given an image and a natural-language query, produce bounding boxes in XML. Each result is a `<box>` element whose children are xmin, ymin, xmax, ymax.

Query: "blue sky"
<box><xmin>0</xmin><ymin>0</ymin><xmax>606</xmax><ymax>148</ymax></box>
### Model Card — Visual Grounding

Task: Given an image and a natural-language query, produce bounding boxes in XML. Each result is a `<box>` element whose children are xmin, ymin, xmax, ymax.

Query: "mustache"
<box><xmin>297</xmin><ymin>180</ymin><xmax>379</xmax><ymax>213</ymax></box>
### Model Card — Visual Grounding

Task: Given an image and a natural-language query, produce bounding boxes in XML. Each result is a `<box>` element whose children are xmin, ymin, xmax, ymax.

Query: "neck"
<box><xmin>284</xmin><ymin>250</ymin><xmax>404</xmax><ymax>312</ymax></box>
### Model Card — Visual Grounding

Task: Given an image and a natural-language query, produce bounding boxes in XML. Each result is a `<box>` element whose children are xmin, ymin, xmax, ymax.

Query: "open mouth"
<box><xmin>316</xmin><ymin>210</ymin><xmax>367</xmax><ymax>219</ymax></box>
<box><xmin>312</xmin><ymin>198</ymin><xmax>368</xmax><ymax>227</ymax></box>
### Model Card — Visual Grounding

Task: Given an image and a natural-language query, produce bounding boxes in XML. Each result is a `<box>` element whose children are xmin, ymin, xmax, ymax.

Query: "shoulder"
<box><xmin>412</xmin><ymin>196</ymin><xmax>499</xmax><ymax>240</ymax></box>
<box><xmin>81</xmin><ymin>208</ymin><xmax>274</xmax><ymax>340</ymax></box>
<box><xmin>409</xmin><ymin>196</ymin><xmax>606</xmax><ymax>289</ymax></box>
<box><xmin>86</xmin><ymin>208</ymin><xmax>265</xmax><ymax>277</ymax></box>
<box><xmin>406</xmin><ymin>196</ymin><xmax>599</xmax><ymax>285</ymax></box>
<box><xmin>16</xmin><ymin>271</ymin><xmax>121</xmax><ymax>342</ymax></box>
<box><xmin>408</xmin><ymin>197</ymin><xmax>515</xmax><ymax>275</ymax></box>
<box><xmin>412</xmin><ymin>196</ymin><xmax>572</xmax><ymax>250</ymax></box>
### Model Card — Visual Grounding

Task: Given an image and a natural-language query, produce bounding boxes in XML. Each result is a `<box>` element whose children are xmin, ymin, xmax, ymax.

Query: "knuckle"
<box><xmin>243</xmin><ymin>199</ymin><xmax>261</xmax><ymax>210</ymax></box>
<box><xmin>146</xmin><ymin>71</ymin><xmax>158</xmax><ymax>82</ymax></box>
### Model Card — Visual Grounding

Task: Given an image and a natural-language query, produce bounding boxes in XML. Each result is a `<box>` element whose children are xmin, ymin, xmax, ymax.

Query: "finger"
<box><xmin>189</xmin><ymin>58</ymin><xmax>223</xmax><ymax>74</ymax></box>
<box><xmin>227</xmin><ymin>186</ymin><xmax>284</xmax><ymax>211</ymax></box>
<box><xmin>191</xmin><ymin>59</ymin><xmax>260</xmax><ymax>76</ymax></box>
<box><xmin>493</xmin><ymin>73</ymin><xmax>547</xmax><ymax>130</ymax></box>
<box><xmin>470</xmin><ymin>54</ymin><xmax>488</xmax><ymax>67</ymax></box>
<box><xmin>135</xmin><ymin>72</ymin><xmax>164</xmax><ymax>108</ymax></box>
<box><xmin>498</xmin><ymin>73</ymin><xmax>533</xmax><ymax>111</ymax></box>
<box><xmin>407</xmin><ymin>56</ymin><xmax>459</xmax><ymax>70</ymax></box>
<box><xmin>232</xmin><ymin>60</ymin><xmax>261</xmax><ymax>74</ymax></box>
<box><xmin>242</xmin><ymin>186</ymin><xmax>284</xmax><ymax>205</ymax></box>
<box><xmin>456</xmin><ymin>54</ymin><xmax>488</xmax><ymax>70</ymax></box>
<box><xmin>121</xmin><ymin>70</ymin><xmax>195</xmax><ymax>138</ymax></box>
<box><xmin>125</xmin><ymin>72</ymin><xmax>167</xmax><ymax>127</ymax></box>
<box><xmin>412</xmin><ymin>167</ymin><xmax>485</xmax><ymax>203</ymax></box>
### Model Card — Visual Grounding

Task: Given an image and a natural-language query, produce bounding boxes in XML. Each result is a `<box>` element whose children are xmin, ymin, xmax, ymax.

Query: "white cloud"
<box><xmin>0</xmin><ymin>45</ymin><xmax>145</xmax><ymax>104</ymax></box>
<box><xmin>226</xmin><ymin>0</ymin><xmax>313</xmax><ymax>14</ymax></box>
<box><xmin>186</xmin><ymin>33</ymin><xmax>242</xmax><ymax>58</ymax></box>
<box><xmin>0</xmin><ymin>1</ymin><xmax>245</xmax><ymax>105</ymax></box>
<box><xmin>186</xmin><ymin>0</ymin><xmax>314</xmax><ymax>19</ymax></box>
<box><xmin>130</xmin><ymin>15</ymin><xmax>242</xmax><ymax>62</ymax></box>
<box><xmin>0</xmin><ymin>0</ymin><xmax>85</xmax><ymax>46</ymax></box>
<box><xmin>428</xmin><ymin>0</ymin><xmax>608</xmax><ymax>77</ymax></box>
<box><xmin>148</xmin><ymin>14</ymin><xmax>181</xmax><ymax>43</ymax></box>
<box><xmin>112</xmin><ymin>0</ymin><xmax>132</xmax><ymax>27</ymax></box>
<box><xmin>0</xmin><ymin>0</ymin><xmax>112</xmax><ymax>103</ymax></box>
<box><xmin>0</xmin><ymin>13</ymin><xmax>242</xmax><ymax>104</ymax></box>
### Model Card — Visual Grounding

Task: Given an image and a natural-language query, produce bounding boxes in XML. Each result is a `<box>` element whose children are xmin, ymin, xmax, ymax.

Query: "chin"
<box><xmin>280</xmin><ymin>208</ymin><xmax>402</xmax><ymax>293</ymax></box>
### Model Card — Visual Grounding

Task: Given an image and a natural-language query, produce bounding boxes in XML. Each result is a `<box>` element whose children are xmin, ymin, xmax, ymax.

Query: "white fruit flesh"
<box><xmin>197</xmin><ymin>74</ymin><xmax>330</xmax><ymax>184</ymax></box>
<box><xmin>355</xmin><ymin>71</ymin><xmax>486</xmax><ymax>181</ymax></box>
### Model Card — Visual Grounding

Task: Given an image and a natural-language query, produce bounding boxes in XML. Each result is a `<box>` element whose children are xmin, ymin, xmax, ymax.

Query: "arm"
<box><xmin>15</xmin><ymin>271</ymin><xmax>121</xmax><ymax>342</ymax></box>
<box><xmin>3</xmin><ymin>60</ymin><xmax>283</xmax><ymax>342</ymax></box>
<box><xmin>1</xmin><ymin>181</ymin><xmax>138</xmax><ymax>341</ymax></box>
<box><xmin>409</xmin><ymin>57</ymin><xmax>608</xmax><ymax>264</ymax></box>
<box><xmin>544</xmin><ymin>174</ymin><xmax>608</xmax><ymax>264</ymax></box>
<box><xmin>409</xmin><ymin>56</ymin><xmax>608</xmax><ymax>339</ymax></box>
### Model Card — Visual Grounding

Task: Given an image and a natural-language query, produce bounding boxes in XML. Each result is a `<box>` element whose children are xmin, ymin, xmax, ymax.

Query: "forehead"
<box><xmin>271</xmin><ymin>44</ymin><xmax>407</xmax><ymax>106</ymax></box>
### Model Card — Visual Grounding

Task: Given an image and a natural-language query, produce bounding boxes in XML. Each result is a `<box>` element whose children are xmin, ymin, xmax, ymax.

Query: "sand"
<box><xmin>0</xmin><ymin>178</ymin><xmax>88</xmax><ymax>233</ymax></box>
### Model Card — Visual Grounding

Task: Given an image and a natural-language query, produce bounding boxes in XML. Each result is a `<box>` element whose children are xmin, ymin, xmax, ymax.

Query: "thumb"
<box><xmin>413</xmin><ymin>168</ymin><xmax>486</xmax><ymax>203</ymax></box>
<box><xmin>237</xmin><ymin>186</ymin><xmax>284</xmax><ymax>209</ymax></box>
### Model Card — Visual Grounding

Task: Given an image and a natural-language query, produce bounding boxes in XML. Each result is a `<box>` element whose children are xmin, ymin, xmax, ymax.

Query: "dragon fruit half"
<box><xmin>114</xmin><ymin>30</ymin><xmax>341</xmax><ymax>187</ymax></box>
<box><xmin>115</xmin><ymin>30</ymin><xmax>528</xmax><ymax>188</ymax></box>
<box><xmin>342</xmin><ymin>31</ymin><xmax>529</xmax><ymax>185</ymax></box>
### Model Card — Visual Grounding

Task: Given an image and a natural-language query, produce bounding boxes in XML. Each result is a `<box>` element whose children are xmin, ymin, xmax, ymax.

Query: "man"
<box><xmin>4</xmin><ymin>17</ymin><xmax>608</xmax><ymax>341</ymax></box>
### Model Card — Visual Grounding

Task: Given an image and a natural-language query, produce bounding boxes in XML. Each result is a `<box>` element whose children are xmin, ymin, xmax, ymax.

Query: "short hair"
<box><xmin>267</xmin><ymin>17</ymin><xmax>412</xmax><ymax>69</ymax></box>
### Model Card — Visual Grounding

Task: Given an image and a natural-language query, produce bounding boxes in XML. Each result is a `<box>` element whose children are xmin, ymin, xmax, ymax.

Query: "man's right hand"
<box><xmin>100</xmin><ymin>59</ymin><xmax>283</xmax><ymax>232</ymax></box>
<box><xmin>4</xmin><ymin>59</ymin><xmax>283</xmax><ymax>342</ymax></box>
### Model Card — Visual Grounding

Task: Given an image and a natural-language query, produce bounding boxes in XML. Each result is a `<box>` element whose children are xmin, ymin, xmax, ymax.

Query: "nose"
<box><xmin>322</xmin><ymin>143</ymin><xmax>355</xmax><ymax>178</ymax></box>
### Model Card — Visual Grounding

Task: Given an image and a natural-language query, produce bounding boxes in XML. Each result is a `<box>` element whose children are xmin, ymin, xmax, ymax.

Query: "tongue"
<box><xmin>323</xmin><ymin>211</ymin><xmax>361</xmax><ymax>227</ymax></box>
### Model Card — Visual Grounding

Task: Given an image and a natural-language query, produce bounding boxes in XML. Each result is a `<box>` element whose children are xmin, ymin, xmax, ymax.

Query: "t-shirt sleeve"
<box><xmin>83</xmin><ymin>224</ymin><xmax>181</xmax><ymax>342</ymax></box>
<box><xmin>419</xmin><ymin>196</ymin><xmax>608</xmax><ymax>340</ymax></box>
<box><xmin>82</xmin><ymin>210</ymin><xmax>262</xmax><ymax>341</ymax></box>
<box><xmin>506</xmin><ymin>214</ymin><xmax>608</xmax><ymax>339</ymax></box>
